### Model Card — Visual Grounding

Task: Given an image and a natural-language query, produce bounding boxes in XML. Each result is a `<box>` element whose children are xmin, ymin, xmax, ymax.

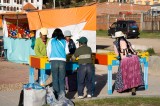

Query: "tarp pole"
<box><xmin>37</xmin><ymin>12</ymin><xmax>42</xmax><ymax>28</ymax></box>
<box><xmin>16</xmin><ymin>14</ymin><xmax>19</xmax><ymax>33</ymax></box>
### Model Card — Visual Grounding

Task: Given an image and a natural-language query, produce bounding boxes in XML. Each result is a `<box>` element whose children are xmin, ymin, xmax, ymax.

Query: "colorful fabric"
<box><xmin>6</xmin><ymin>18</ymin><xmax>31</xmax><ymax>38</ymax></box>
<box><xmin>115</xmin><ymin>55</ymin><xmax>144</xmax><ymax>92</ymax></box>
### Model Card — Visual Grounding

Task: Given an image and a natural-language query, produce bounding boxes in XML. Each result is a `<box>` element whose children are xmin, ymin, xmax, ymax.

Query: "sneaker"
<box><xmin>87</xmin><ymin>94</ymin><xmax>92</xmax><ymax>98</ymax></box>
<box><xmin>78</xmin><ymin>96</ymin><xmax>84</xmax><ymax>99</ymax></box>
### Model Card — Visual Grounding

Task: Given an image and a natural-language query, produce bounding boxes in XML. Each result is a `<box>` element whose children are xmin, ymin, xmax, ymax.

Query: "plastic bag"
<box><xmin>57</xmin><ymin>95</ymin><xmax>74</xmax><ymax>106</ymax></box>
<box><xmin>45</xmin><ymin>86</ymin><xmax>74</xmax><ymax>106</ymax></box>
<box><xmin>46</xmin><ymin>86</ymin><xmax>58</xmax><ymax>105</ymax></box>
<box><xmin>24</xmin><ymin>88</ymin><xmax>46</xmax><ymax>106</ymax></box>
<box><xmin>23</xmin><ymin>83</ymin><xmax>46</xmax><ymax>106</ymax></box>
<box><xmin>23</xmin><ymin>83</ymin><xmax>45</xmax><ymax>89</ymax></box>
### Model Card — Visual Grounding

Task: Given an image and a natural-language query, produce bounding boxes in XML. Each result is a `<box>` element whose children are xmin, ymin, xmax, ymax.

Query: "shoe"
<box><xmin>78</xmin><ymin>96</ymin><xmax>84</xmax><ymax>99</ymax></box>
<box><xmin>131</xmin><ymin>92</ymin><xmax>136</xmax><ymax>96</ymax></box>
<box><xmin>87</xmin><ymin>94</ymin><xmax>92</xmax><ymax>98</ymax></box>
<box><xmin>131</xmin><ymin>88</ymin><xmax>136</xmax><ymax>96</ymax></box>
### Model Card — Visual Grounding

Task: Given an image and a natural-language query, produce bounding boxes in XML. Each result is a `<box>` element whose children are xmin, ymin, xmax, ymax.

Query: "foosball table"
<box><xmin>107</xmin><ymin>52</ymin><xmax>149</xmax><ymax>95</ymax></box>
<box><xmin>29</xmin><ymin>55</ymin><xmax>79</xmax><ymax>86</ymax></box>
<box><xmin>28</xmin><ymin>52</ymin><xmax>149</xmax><ymax>95</ymax></box>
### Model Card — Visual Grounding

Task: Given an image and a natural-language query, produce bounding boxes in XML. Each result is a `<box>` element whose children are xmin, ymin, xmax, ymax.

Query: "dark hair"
<box><xmin>117</xmin><ymin>36</ymin><xmax>134</xmax><ymax>59</ymax></box>
<box><xmin>52</xmin><ymin>28</ymin><xmax>65</xmax><ymax>40</ymax></box>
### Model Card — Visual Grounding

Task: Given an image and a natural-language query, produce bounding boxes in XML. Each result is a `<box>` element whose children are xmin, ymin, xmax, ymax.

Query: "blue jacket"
<box><xmin>47</xmin><ymin>38</ymin><xmax>69</xmax><ymax>61</ymax></box>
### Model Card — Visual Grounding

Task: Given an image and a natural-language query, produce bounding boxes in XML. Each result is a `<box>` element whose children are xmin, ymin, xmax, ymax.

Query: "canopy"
<box><xmin>27</xmin><ymin>5</ymin><xmax>96</xmax><ymax>31</ymax></box>
<box><xmin>1</xmin><ymin>5</ymin><xmax>96</xmax><ymax>63</ymax></box>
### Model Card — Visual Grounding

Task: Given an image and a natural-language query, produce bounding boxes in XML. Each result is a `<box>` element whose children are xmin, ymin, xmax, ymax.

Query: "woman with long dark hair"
<box><xmin>113</xmin><ymin>31</ymin><xmax>144</xmax><ymax>96</ymax></box>
<box><xmin>47</xmin><ymin>28</ymin><xmax>69</xmax><ymax>99</ymax></box>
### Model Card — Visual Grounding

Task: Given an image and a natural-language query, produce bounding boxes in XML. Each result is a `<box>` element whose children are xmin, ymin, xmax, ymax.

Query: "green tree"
<box><xmin>43</xmin><ymin>0</ymin><xmax>96</xmax><ymax>9</ymax></box>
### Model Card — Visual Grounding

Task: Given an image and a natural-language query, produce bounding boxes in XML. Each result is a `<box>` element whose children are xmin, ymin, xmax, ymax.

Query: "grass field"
<box><xmin>74</xmin><ymin>97</ymin><xmax>160</xmax><ymax>106</ymax></box>
<box><xmin>97</xmin><ymin>30</ymin><xmax>160</xmax><ymax>39</ymax></box>
<box><xmin>43</xmin><ymin>97</ymin><xmax>160</xmax><ymax>106</ymax></box>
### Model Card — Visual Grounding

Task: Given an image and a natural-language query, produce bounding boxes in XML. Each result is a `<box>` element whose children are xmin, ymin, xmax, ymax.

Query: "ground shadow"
<box><xmin>93</xmin><ymin>74</ymin><xmax>107</xmax><ymax>97</ymax></box>
<box><xmin>96</xmin><ymin>45</ymin><xmax>110</xmax><ymax>49</ymax></box>
<box><xmin>66</xmin><ymin>91</ymin><xmax>77</xmax><ymax>99</ymax></box>
<box><xmin>18</xmin><ymin>89</ymin><xmax>24</xmax><ymax>106</ymax></box>
<box><xmin>65</xmin><ymin>73</ymin><xmax>78</xmax><ymax>99</ymax></box>
<box><xmin>93</xmin><ymin>73</ymin><xmax>117</xmax><ymax>97</ymax></box>
<box><xmin>136</xmin><ymin>85</ymin><xmax>145</xmax><ymax>91</ymax></box>
<box><xmin>66</xmin><ymin>72</ymin><xmax>118</xmax><ymax>98</ymax></box>
<box><xmin>47</xmin><ymin>71</ymin><xmax>145</xmax><ymax>98</ymax></box>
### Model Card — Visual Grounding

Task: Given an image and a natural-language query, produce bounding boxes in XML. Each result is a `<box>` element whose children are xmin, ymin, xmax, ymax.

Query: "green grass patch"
<box><xmin>139</xmin><ymin>31</ymin><xmax>160</xmax><ymax>39</ymax></box>
<box><xmin>96</xmin><ymin>30</ymin><xmax>109</xmax><ymax>37</ymax></box>
<box><xmin>96</xmin><ymin>30</ymin><xmax>160</xmax><ymax>39</ymax></box>
<box><xmin>43</xmin><ymin>97</ymin><xmax>160</xmax><ymax>106</ymax></box>
<box><xmin>74</xmin><ymin>97</ymin><xmax>160</xmax><ymax>106</ymax></box>
<box><xmin>145</xmin><ymin>48</ymin><xmax>156</xmax><ymax>55</ymax></box>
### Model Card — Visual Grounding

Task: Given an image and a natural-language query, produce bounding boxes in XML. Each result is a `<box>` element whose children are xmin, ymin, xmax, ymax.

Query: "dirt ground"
<box><xmin>0</xmin><ymin>36</ymin><xmax>159</xmax><ymax>91</ymax></box>
<box><xmin>96</xmin><ymin>37</ymin><xmax>160</xmax><ymax>55</ymax></box>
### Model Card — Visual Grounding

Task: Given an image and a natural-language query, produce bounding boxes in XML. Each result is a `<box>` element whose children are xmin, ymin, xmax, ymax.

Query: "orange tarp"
<box><xmin>27</xmin><ymin>5</ymin><xmax>96</xmax><ymax>30</ymax></box>
<box><xmin>0</xmin><ymin>16</ymin><xmax>2</xmax><ymax>27</ymax></box>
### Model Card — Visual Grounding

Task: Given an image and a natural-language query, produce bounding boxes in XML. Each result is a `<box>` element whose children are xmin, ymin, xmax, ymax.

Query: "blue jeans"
<box><xmin>77</xmin><ymin>63</ymin><xmax>94</xmax><ymax>96</ymax></box>
<box><xmin>51</xmin><ymin>60</ymin><xmax>66</xmax><ymax>97</ymax></box>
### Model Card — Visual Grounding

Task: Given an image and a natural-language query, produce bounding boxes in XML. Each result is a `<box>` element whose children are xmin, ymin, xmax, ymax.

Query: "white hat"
<box><xmin>115</xmin><ymin>31</ymin><xmax>126</xmax><ymax>38</ymax></box>
<box><xmin>40</xmin><ymin>27</ymin><xmax>48</xmax><ymax>35</ymax></box>
<box><xmin>64</xmin><ymin>30</ymin><xmax>72</xmax><ymax>37</ymax></box>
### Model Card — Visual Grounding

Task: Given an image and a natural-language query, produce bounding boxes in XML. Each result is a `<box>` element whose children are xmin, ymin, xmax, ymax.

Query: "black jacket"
<box><xmin>68</xmin><ymin>39</ymin><xmax>76</xmax><ymax>54</ymax></box>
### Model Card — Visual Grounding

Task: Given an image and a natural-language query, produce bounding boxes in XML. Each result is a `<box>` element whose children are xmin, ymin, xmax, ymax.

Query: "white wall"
<box><xmin>36</xmin><ymin>22</ymin><xmax>96</xmax><ymax>53</ymax></box>
<box><xmin>0</xmin><ymin>0</ymin><xmax>43</xmax><ymax>13</ymax></box>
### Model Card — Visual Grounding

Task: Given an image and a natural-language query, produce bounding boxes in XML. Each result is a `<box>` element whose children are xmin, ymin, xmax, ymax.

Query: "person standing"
<box><xmin>47</xmin><ymin>28</ymin><xmax>69</xmax><ymax>99</ymax></box>
<box><xmin>71</xmin><ymin>37</ymin><xmax>94</xmax><ymax>99</ymax></box>
<box><xmin>34</xmin><ymin>27</ymin><xmax>51</xmax><ymax>83</ymax></box>
<box><xmin>63</xmin><ymin>30</ymin><xmax>76</xmax><ymax>54</ymax></box>
<box><xmin>113</xmin><ymin>31</ymin><xmax>144</xmax><ymax>95</ymax></box>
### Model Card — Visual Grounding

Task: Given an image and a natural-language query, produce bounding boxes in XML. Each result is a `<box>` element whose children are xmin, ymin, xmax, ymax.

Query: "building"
<box><xmin>0</xmin><ymin>0</ymin><xmax>43</xmax><ymax>13</ymax></box>
<box><xmin>97</xmin><ymin>2</ymin><xmax>150</xmax><ymax>15</ymax></box>
<box><xmin>106</xmin><ymin>0</ymin><xmax>160</xmax><ymax>5</ymax></box>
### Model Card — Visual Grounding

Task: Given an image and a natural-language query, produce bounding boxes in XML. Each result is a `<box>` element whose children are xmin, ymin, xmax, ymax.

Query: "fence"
<box><xmin>97</xmin><ymin>13</ymin><xmax>160</xmax><ymax>31</ymax></box>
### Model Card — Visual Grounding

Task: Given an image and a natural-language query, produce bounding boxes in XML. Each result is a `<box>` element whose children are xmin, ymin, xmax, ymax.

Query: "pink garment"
<box><xmin>118</xmin><ymin>55</ymin><xmax>143</xmax><ymax>92</ymax></box>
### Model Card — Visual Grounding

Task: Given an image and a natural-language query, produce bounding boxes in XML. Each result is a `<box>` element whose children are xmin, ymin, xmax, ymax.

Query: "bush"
<box><xmin>146</xmin><ymin>48</ymin><xmax>156</xmax><ymax>55</ymax></box>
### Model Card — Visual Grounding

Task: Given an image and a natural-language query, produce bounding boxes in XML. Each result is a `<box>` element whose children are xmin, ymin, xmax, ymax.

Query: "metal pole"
<box><xmin>53</xmin><ymin>0</ymin><xmax>55</xmax><ymax>9</ymax></box>
<box><xmin>16</xmin><ymin>14</ymin><xmax>19</xmax><ymax>34</ymax></box>
<box><xmin>140</xmin><ymin>13</ymin><xmax>143</xmax><ymax>31</ymax></box>
<box><xmin>152</xmin><ymin>9</ymin><xmax>153</xmax><ymax>33</ymax></box>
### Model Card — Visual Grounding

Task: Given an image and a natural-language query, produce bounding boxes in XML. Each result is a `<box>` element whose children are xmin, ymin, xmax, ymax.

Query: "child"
<box><xmin>71</xmin><ymin>37</ymin><xmax>94</xmax><ymax>99</ymax></box>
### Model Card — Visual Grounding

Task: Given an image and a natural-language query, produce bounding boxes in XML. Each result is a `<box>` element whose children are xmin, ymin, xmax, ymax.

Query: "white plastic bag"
<box><xmin>46</xmin><ymin>86</ymin><xmax>74</xmax><ymax>106</ymax></box>
<box><xmin>24</xmin><ymin>88</ymin><xmax>46</xmax><ymax>106</ymax></box>
<box><xmin>46</xmin><ymin>86</ymin><xmax>58</xmax><ymax>105</ymax></box>
<box><xmin>58</xmin><ymin>95</ymin><xmax>74</xmax><ymax>106</ymax></box>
